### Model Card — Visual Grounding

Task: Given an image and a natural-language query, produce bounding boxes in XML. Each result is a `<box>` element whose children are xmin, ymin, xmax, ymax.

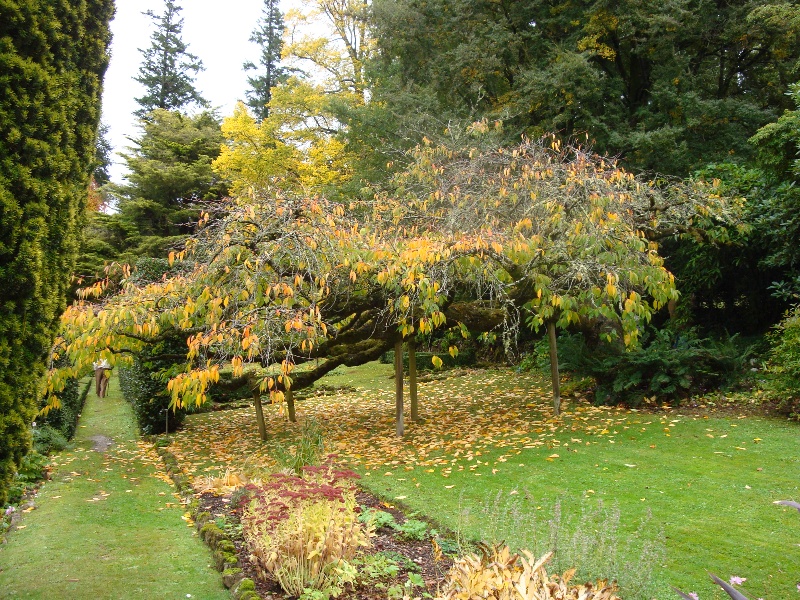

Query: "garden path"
<box><xmin>0</xmin><ymin>376</ymin><xmax>227</xmax><ymax>599</ymax></box>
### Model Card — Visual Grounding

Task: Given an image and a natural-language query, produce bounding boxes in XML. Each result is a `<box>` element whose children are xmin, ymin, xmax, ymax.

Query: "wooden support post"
<box><xmin>394</xmin><ymin>340</ymin><xmax>404</xmax><ymax>437</ymax></box>
<box><xmin>548</xmin><ymin>321</ymin><xmax>561</xmax><ymax>415</ymax></box>
<box><xmin>286</xmin><ymin>388</ymin><xmax>296</xmax><ymax>423</ymax></box>
<box><xmin>409</xmin><ymin>340</ymin><xmax>418</xmax><ymax>422</ymax></box>
<box><xmin>253</xmin><ymin>388</ymin><xmax>268</xmax><ymax>441</ymax></box>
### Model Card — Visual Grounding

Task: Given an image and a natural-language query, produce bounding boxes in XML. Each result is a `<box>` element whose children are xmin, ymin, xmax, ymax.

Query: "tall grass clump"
<box><xmin>273</xmin><ymin>418</ymin><xmax>326</xmax><ymax>474</ymax></box>
<box><xmin>241</xmin><ymin>461</ymin><xmax>372</xmax><ymax>598</ymax></box>
<box><xmin>456</xmin><ymin>491</ymin><xmax>664</xmax><ymax>599</ymax></box>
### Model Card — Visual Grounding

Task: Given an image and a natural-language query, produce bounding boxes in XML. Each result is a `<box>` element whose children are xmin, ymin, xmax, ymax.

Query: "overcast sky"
<box><xmin>102</xmin><ymin>0</ymin><xmax>270</xmax><ymax>182</ymax></box>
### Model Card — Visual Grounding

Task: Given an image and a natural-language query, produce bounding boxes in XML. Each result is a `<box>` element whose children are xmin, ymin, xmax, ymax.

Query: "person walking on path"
<box><xmin>93</xmin><ymin>358</ymin><xmax>111</xmax><ymax>397</ymax></box>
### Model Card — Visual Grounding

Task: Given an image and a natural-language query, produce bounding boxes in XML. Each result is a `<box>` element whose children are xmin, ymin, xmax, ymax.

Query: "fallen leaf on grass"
<box><xmin>164</xmin><ymin>369</ymin><xmax>663</xmax><ymax>490</ymax></box>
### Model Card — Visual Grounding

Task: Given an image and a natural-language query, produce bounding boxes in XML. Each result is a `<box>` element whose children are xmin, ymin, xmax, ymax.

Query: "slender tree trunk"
<box><xmin>286</xmin><ymin>388</ymin><xmax>296</xmax><ymax>423</ymax></box>
<box><xmin>409</xmin><ymin>340</ymin><xmax>418</xmax><ymax>422</ymax></box>
<box><xmin>253</xmin><ymin>388</ymin><xmax>268</xmax><ymax>441</ymax></box>
<box><xmin>548</xmin><ymin>321</ymin><xmax>561</xmax><ymax>415</ymax></box>
<box><xmin>394</xmin><ymin>340</ymin><xmax>404</xmax><ymax>436</ymax></box>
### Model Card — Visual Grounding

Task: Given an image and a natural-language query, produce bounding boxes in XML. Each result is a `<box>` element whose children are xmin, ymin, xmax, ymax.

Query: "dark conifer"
<box><xmin>244</xmin><ymin>0</ymin><xmax>289</xmax><ymax>121</ymax></box>
<box><xmin>134</xmin><ymin>0</ymin><xmax>206</xmax><ymax>119</ymax></box>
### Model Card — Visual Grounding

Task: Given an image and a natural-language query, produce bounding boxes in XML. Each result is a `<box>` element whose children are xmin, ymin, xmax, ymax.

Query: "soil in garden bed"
<box><xmin>198</xmin><ymin>489</ymin><xmax>455</xmax><ymax>599</ymax></box>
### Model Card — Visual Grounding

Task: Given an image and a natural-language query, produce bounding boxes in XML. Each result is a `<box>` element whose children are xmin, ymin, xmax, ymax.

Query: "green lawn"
<box><xmin>166</xmin><ymin>362</ymin><xmax>800</xmax><ymax>599</ymax></box>
<box><xmin>0</xmin><ymin>376</ymin><xmax>227</xmax><ymax>600</ymax></box>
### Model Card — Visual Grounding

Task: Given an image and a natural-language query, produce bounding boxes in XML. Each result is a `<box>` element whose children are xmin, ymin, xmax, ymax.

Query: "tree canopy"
<box><xmin>48</xmin><ymin>133</ymin><xmax>737</xmax><ymax>423</ymax></box>
<box><xmin>368</xmin><ymin>0</ymin><xmax>800</xmax><ymax>176</ymax></box>
<box><xmin>104</xmin><ymin>109</ymin><xmax>227</xmax><ymax>260</ymax></box>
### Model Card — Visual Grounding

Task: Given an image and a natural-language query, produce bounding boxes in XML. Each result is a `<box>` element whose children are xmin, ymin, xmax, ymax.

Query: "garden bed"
<box><xmin>197</xmin><ymin>488</ymin><xmax>455</xmax><ymax>599</ymax></box>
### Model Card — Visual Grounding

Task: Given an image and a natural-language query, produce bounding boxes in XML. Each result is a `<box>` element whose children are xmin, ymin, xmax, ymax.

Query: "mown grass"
<box><xmin>167</xmin><ymin>362</ymin><xmax>800</xmax><ymax>599</ymax></box>
<box><xmin>0</xmin><ymin>377</ymin><xmax>227</xmax><ymax>600</ymax></box>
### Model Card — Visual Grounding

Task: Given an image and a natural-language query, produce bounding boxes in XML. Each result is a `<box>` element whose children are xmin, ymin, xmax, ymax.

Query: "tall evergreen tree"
<box><xmin>93</xmin><ymin>122</ymin><xmax>113</xmax><ymax>186</ymax></box>
<box><xmin>104</xmin><ymin>109</ymin><xmax>227</xmax><ymax>260</ymax></box>
<box><xmin>134</xmin><ymin>0</ymin><xmax>206</xmax><ymax>119</ymax></box>
<box><xmin>0</xmin><ymin>0</ymin><xmax>113</xmax><ymax>505</ymax></box>
<box><xmin>244</xmin><ymin>0</ymin><xmax>288</xmax><ymax>121</ymax></box>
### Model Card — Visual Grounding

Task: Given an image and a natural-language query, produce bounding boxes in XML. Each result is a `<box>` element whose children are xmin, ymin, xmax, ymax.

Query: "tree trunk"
<box><xmin>286</xmin><ymin>388</ymin><xmax>296</xmax><ymax>423</ymax></box>
<box><xmin>409</xmin><ymin>340</ymin><xmax>418</xmax><ymax>422</ymax></box>
<box><xmin>548</xmin><ymin>321</ymin><xmax>561</xmax><ymax>415</ymax></box>
<box><xmin>394</xmin><ymin>340</ymin><xmax>404</xmax><ymax>436</ymax></box>
<box><xmin>253</xmin><ymin>388</ymin><xmax>268</xmax><ymax>441</ymax></box>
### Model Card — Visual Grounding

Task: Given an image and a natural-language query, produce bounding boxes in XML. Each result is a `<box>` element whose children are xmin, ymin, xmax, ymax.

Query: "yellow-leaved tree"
<box><xmin>48</xmin><ymin>133</ymin><xmax>739</xmax><ymax>437</ymax></box>
<box><xmin>214</xmin><ymin>0</ymin><xmax>371</xmax><ymax>198</ymax></box>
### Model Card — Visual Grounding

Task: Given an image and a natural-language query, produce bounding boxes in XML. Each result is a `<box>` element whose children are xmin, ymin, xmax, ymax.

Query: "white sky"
<box><xmin>102</xmin><ymin>0</ymin><xmax>271</xmax><ymax>182</ymax></box>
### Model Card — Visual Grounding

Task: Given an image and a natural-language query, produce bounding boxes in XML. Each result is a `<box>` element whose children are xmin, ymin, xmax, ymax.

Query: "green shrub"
<box><xmin>7</xmin><ymin>451</ymin><xmax>49</xmax><ymax>505</ymax></box>
<box><xmin>395</xmin><ymin>518</ymin><xmax>429</xmax><ymax>541</ymax></box>
<box><xmin>353</xmin><ymin>552</ymin><xmax>402</xmax><ymax>581</ymax></box>
<box><xmin>118</xmin><ymin>335</ymin><xmax>187</xmax><ymax>434</ymax></box>
<box><xmin>0</xmin><ymin>0</ymin><xmax>113</xmax><ymax>507</ymax></box>
<box><xmin>554</xmin><ymin>329</ymin><xmax>753</xmax><ymax>407</ymax></box>
<box><xmin>32</xmin><ymin>425</ymin><xmax>69</xmax><ymax>455</ymax></box>
<box><xmin>359</xmin><ymin>508</ymin><xmax>397</xmax><ymax>530</ymax></box>
<box><xmin>765</xmin><ymin>305</ymin><xmax>800</xmax><ymax>419</ymax></box>
<box><xmin>380</xmin><ymin>348</ymin><xmax>475</xmax><ymax>370</ymax></box>
<box><xmin>37</xmin><ymin>366</ymin><xmax>91</xmax><ymax>443</ymax></box>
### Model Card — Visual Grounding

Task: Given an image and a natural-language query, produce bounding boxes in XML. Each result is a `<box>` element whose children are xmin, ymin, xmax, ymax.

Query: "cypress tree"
<box><xmin>134</xmin><ymin>0</ymin><xmax>206</xmax><ymax>119</ymax></box>
<box><xmin>0</xmin><ymin>0</ymin><xmax>113</xmax><ymax>505</ymax></box>
<box><xmin>244</xmin><ymin>0</ymin><xmax>288</xmax><ymax>121</ymax></box>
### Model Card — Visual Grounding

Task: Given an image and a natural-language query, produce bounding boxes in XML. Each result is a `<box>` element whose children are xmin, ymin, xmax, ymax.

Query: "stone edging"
<box><xmin>149</xmin><ymin>441</ymin><xmax>260</xmax><ymax>600</ymax></box>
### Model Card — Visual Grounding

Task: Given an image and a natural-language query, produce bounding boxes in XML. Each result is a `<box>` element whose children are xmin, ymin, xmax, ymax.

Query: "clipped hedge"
<box><xmin>38</xmin><ymin>369</ymin><xmax>91</xmax><ymax>443</ymax></box>
<box><xmin>0</xmin><ymin>0</ymin><xmax>114</xmax><ymax>506</ymax></box>
<box><xmin>118</xmin><ymin>336</ymin><xmax>186</xmax><ymax>434</ymax></box>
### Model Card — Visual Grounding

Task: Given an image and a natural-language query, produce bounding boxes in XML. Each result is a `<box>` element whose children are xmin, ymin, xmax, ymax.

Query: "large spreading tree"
<box><xmin>134</xmin><ymin>0</ymin><xmax>206</xmax><ymax>119</ymax></box>
<box><xmin>0</xmin><ymin>0</ymin><xmax>113</xmax><ymax>504</ymax></box>
<box><xmin>48</xmin><ymin>132</ymin><xmax>737</xmax><ymax>435</ymax></box>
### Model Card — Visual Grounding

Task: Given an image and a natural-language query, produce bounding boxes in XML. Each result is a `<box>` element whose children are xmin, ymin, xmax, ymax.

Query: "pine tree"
<box><xmin>134</xmin><ymin>0</ymin><xmax>206</xmax><ymax>119</ymax></box>
<box><xmin>0</xmin><ymin>0</ymin><xmax>113</xmax><ymax>505</ymax></box>
<box><xmin>244</xmin><ymin>0</ymin><xmax>288</xmax><ymax>121</ymax></box>
<box><xmin>94</xmin><ymin>123</ymin><xmax>113</xmax><ymax>186</ymax></box>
